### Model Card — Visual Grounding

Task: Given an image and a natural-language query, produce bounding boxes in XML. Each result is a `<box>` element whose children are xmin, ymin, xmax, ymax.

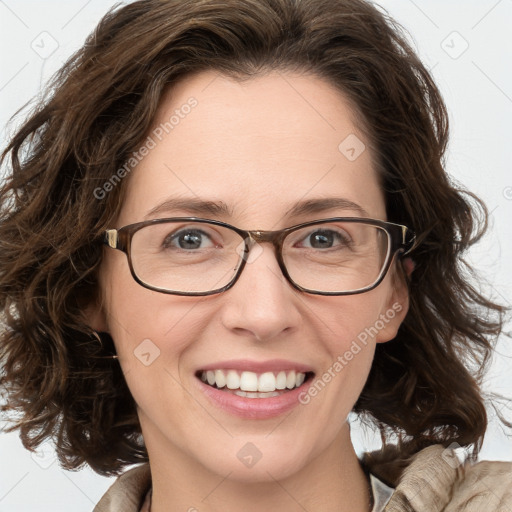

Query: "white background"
<box><xmin>0</xmin><ymin>1</ymin><xmax>511</xmax><ymax>510</ymax></box>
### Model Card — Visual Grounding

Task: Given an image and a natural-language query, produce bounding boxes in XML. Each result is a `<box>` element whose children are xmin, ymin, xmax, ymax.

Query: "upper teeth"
<box><xmin>200</xmin><ymin>370</ymin><xmax>306</xmax><ymax>392</ymax></box>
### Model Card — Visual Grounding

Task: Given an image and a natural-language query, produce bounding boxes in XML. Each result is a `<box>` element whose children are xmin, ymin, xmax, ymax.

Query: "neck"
<box><xmin>144</xmin><ymin>420</ymin><xmax>372</xmax><ymax>512</ymax></box>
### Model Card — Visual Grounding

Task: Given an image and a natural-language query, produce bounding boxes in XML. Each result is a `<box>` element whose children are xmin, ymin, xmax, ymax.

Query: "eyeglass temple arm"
<box><xmin>401</xmin><ymin>226</ymin><xmax>416</xmax><ymax>255</ymax></box>
<box><xmin>104</xmin><ymin>229</ymin><xmax>119</xmax><ymax>249</ymax></box>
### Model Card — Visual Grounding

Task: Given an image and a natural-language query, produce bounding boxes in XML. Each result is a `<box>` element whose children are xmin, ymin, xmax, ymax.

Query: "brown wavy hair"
<box><xmin>0</xmin><ymin>0</ymin><xmax>509</xmax><ymax>476</ymax></box>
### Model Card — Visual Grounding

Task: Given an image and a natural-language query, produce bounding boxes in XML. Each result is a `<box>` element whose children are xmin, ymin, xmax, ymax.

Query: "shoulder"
<box><xmin>447</xmin><ymin>458</ymin><xmax>512</xmax><ymax>511</ymax></box>
<box><xmin>94</xmin><ymin>463</ymin><xmax>151</xmax><ymax>512</ymax></box>
<box><xmin>363</xmin><ymin>444</ymin><xmax>512</xmax><ymax>512</ymax></box>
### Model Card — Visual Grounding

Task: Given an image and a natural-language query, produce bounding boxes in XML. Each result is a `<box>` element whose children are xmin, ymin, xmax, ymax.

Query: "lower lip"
<box><xmin>196</xmin><ymin>376</ymin><xmax>313</xmax><ymax>419</ymax></box>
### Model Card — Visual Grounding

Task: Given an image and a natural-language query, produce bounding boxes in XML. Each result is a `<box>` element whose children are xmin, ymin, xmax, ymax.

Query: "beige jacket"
<box><xmin>94</xmin><ymin>444</ymin><xmax>512</xmax><ymax>511</ymax></box>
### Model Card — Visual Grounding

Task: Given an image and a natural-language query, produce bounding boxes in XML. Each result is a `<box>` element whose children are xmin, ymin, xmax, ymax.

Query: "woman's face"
<box><xmin>94</xmin><ymin>70</ymin><xmax>408</xmax><ymax>482</ymax></box>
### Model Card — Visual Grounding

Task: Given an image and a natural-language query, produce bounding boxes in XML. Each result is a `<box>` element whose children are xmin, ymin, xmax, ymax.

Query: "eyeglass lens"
<box><xmin>129</xmin><ymin>220</ymin><xmax>390</xmax><ymax>294</ymax></box>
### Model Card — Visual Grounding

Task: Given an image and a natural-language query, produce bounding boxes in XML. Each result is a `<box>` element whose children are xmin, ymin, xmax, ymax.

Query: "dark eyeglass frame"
<box><xmin>104</xmin><ymin>217</ymin><xmax>416</xmax><ymax>296</ymax></box>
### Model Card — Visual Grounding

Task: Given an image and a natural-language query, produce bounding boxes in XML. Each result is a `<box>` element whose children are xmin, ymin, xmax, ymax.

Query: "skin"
<box><xmin>90</xmin><ymin>70</ymin><xmax>409</xmax><ymax>512</ymax></box>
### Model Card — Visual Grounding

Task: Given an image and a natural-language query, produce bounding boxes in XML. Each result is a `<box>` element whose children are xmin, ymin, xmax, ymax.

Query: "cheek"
<box><xmin>100</xmin><ymin>258</ymin><xmax>203</xmax><ymax>378</ymax></box>
<box><xmin>298</xmin><ymin>294</ymin><xmax>386</xmax><ymax>405</ymax></box>
<box><xmin>310</xmin><ymin>291</ymin><xmax>389</xmax><ymax>356</ymax></box>
<box><xmin>300</xmin><ymin>291</ymin><xmax>392</xmax><ymax>413</ymax></box>
<box><xmin>291</xmin><ymin>301</ymin><xmax>379</xmax><ymax>459</ymax></box>
<box><xmin>102</xmin><ymin>279</ymin><xmax>208</xmax><ymax>433</ymax></box>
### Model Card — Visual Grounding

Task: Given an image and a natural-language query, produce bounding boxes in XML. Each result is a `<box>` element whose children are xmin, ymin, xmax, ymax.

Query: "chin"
<box><xmin>197</xmin><ymin>441</ymin><xmax>312</xmax><ymax>484</ymax></box>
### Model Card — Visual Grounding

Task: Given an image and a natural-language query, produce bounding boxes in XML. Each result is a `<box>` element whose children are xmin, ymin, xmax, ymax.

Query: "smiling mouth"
<box><xmin>196</xmin><ymin>369</ymin><xmax>314</xmax><ymax>398</ymax></box>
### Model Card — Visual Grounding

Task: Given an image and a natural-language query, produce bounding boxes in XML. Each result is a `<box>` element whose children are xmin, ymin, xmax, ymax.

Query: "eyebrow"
<box><xmin>145</xmin><ymin>196</ymin><xmax>369</xmax><ymax>220</ymax></box>
<box><xmin>285</xmin><ymin>197</ymin><xmax>369</xmax><ymax>218</ymax></box>
<box><xmin>145</xmin><ymin>197</ymin><xmax>233</xmax><ymax>219</ymax></box>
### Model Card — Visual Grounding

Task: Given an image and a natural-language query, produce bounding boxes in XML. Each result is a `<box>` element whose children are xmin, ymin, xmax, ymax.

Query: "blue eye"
<box><xmin>301</xmin><ymin>229</ymin><xmax>350</xmax><ymax>249</ymax></box>
<box><xmin>308</xmin><ymin>230</ymin><xmax>335</xmax><ymax>248</ymax></box>
<box><xmin>165</xmin><ymin>229</ymin><xmax>215</xmax><ymax>250</ymax></box>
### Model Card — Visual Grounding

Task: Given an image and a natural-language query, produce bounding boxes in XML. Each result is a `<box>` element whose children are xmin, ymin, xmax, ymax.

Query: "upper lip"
<box><xmin>197</xmin><ymin>359</ymin><xmax>315</xmax><ymax>374</ymax></box>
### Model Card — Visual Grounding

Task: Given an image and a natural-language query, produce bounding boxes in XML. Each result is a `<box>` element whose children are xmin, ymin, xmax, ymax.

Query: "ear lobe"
<box><xmin>82</xmin><ymin>299</ymin><xmax>109</xmax><ymax>333</ymax></box>
<box><xmin>375</xmin><ymin>267</ymin><xmax>410</xmax><ymax>344</ymax></box>
<box><xmin>402</xmin><ymin>257</ymin><xmax>415</xmax><ymax>278</ymax></box>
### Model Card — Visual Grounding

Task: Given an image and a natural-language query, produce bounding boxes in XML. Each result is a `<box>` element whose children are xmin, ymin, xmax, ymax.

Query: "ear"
<box><xmin>82</xmin><ymin>297</ymin><xmax>110</xmax><ymax>333</ymax></box>
<box><xmin>375</xmin><ymin>257</ymin><xmax>414</xmax><ymax>344</ymax></box>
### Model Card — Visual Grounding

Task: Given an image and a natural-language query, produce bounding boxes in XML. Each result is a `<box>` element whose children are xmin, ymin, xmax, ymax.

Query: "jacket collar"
<box><xmin>362</xmin><ymin>443</ymin><xmax>512</xmax><ymax>511</ymax></box>
<box><xmin>94</xmin><ymin>444</ymin><xmax>512</xmax><ymax>512</ymax></box>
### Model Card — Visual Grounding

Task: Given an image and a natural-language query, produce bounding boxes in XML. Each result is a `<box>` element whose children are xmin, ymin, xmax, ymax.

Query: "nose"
<box><xmin>219</xmin><ymin>242</ymin><xmax>302</xmax><ymax>341</ymax></box>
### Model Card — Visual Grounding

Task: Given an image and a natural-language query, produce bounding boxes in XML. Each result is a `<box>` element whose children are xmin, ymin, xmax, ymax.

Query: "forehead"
<box><xmin>119</xmin><ymin>70</ymin><xmax>385</xmax><ymax>227</ymax></box>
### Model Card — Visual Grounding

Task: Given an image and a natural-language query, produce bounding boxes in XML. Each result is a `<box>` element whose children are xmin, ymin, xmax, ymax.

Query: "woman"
<box><xmin>0</xmin><ymin>0</ymin><xmax>510</xmax><ymax>511</ymax></box>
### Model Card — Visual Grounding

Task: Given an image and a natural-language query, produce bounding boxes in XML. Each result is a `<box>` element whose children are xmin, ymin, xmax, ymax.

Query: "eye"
<box><xmin>299</xmin><ymin>228</ymin><xmax>351</xmax><ymax>249</ymax></box>
<box><xmin>164</xmin><ymin>228</ymin><xmax>216</xmax><ymax>250</ymax></box>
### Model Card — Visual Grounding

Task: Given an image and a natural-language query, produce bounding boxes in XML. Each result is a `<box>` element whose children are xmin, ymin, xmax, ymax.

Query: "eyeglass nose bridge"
<box><xmin>243</xmin><ymin>229</ymin><xmax>288</xmax><ymax>255</ymax></box>
<box><xmin>237</xmin><ymin>229</ymin><xmax>293</xmax><ymax>289</ymax></box>
<box><xmin>248</xmin><ymin>229</ymin><xmax>279</xmax><ymax>243</ymax></box>
<box><xmin>238</xmin><ymin>229</ymin><xmax>290</xmax><ymax>273</ymax></box>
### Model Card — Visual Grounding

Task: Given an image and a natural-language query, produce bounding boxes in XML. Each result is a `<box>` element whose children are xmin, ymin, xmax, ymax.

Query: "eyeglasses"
<box><xmin>103</xmin><ymin>217</ymin><xmax>415</xmax><ymax>296</ymax></box>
